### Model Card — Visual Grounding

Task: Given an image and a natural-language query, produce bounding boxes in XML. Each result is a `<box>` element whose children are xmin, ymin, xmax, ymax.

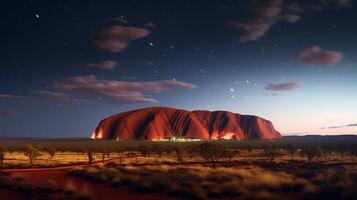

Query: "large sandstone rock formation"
<box><xmin>91</xmin><ymin>107</ymin><xmax>281</xmax><ymax>140</ymax></box>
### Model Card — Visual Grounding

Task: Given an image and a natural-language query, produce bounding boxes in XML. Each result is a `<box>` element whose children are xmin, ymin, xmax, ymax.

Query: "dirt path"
<box><xmin>2</xmin><ymin>157</ymin><xmax>123</xmax><ymax>172</ymax></box>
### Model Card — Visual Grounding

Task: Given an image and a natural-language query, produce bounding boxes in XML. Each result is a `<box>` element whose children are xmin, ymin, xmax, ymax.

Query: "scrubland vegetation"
<box><xmin>66</xmin><ymin>163</ymin><xmax>357</xmax><ymax>200</ymax></box>
<box><xmin>0</xmin><ymin>136</ymin><xmax>356</xmax><ymax>168</ymax></box>
<box><xmin>0</xmin><ymin>136</ymin><xmax>356</xmax><ymax>199</ymax></box>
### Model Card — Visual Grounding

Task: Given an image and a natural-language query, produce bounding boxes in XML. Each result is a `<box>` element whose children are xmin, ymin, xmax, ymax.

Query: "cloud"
<box><xmin>53</xmin><ymin>75</ymin><xmax>198</xmax><ymax>104</ymax></box>
<box><xmin>0</xmin><ymin>94</ymin><xmax>25</xmax><ymax>99</ymax></box>
<box><xmin>143</xmin><ymin>22</ymin><xmax>156</xmax><ymax>28</ymax></box>
<box><xmin>322</xmin><ymin>122</ymin><xmax>357</xmax><ymax>129</ymax></box>
<box><xmin>228</xmin><ymin>0</ymin><xmax>351</xmax><ymax>42</ymax></box>
<box><xmin>113</xmin><ymin>17</ymin><xmax>128</xmax><ymax>24</ymax></box>
<box><xmin>0</xmin><ymin>110</ymin><xmax>21</xmax><ymax>116</ymax></box>
<box><xmin>264</xmin><ymin>82</ymin><xmax>302</xmax><ymax>91</ymax></box>
<box><xmin>228</xmin><ymin>0</ymin><xmax>284</xmax><ymax>42</ymax></box>
<box><xmin>265</xmin><ymin>92</ymin><xmax>280</xmax><ymax>96</ymax></box>
<box><xmin>87</xmin><ymin>60</ymin><xmax>118</xmax><ymax>70</ymax></box>
<box><xmin>296</xmin><ymin>46</ymin><xmax>343</xmax><ymax>65</ymax></box>
<box><xmin>35</xmin><ymin>90</ymin><xmax>86</xmax><ymax>104</ymax></box>
<box><xmin>282</xmin><ymin>14</ymin><xmax>301</xmax><ymax>23</ymax></box>
<box><xmin>94</xmin><ymin>25</ymin><xmax>150</xmax><ymax>53</ymax></box>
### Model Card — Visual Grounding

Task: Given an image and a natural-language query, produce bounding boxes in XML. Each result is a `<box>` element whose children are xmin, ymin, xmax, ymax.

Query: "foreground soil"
<box><xmin>4</xmin><ymin>169</ymin><xmax>179</xmax><ymax>200</ymax></box>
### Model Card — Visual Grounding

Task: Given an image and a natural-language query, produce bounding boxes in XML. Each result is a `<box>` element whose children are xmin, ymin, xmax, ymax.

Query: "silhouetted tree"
<box><xmin>0</xmin><ymin>146</ymin><xmax>7</xmax><ymax>168</ymax></box>
<box><xmin>263</xmin><ymin>147</ymin><xmax>281</xmax><ymax>162</ymax></box>
<box><xmin>336</xmin><ymin>145</ymin><xmax>347</xmax><ymax>159</ymax></box>
<box><xmin>302</xmin><ymin>146</ymin><xmax>321</xmax><ymax>164</ymax></box>
<box><xmin>223</xmin><ymin>149</ymin><xmax>238</xmax><ymax>163</ymax></box>
<box><xmin>87</xmin><ymin>151</ymin><xmax>94</xmax><ymax>166</ymax></box>
<box><xmin>23</xmin><ymin>144</ymin><xmax>40</xmax><ymax>167</ymax></box>
<box><xmin>321</xmin><ymin>146</ymin><xmax>331</xmax><ymax>160</ymax></box>
<box><xmin>138</xmin><ymin>144</ymin><xmax>151</xmax><ymax>157</ymax></box>
<box><xmin>44</xmin><ymin>147</ymin><xmax>57</xmax><ymax>159</ymax></box>
<box><xmin>186</xmin><ymin>145</ymin><xmax>200</xmax><ymax>161</ymax></box>
<box><xmin>173</xmin><ymin>145</ymin><xmax>184</xmax><ymax>162</ymax></box>
<box><xmin>199</xmin><ymin>142</ymin><xmax>225</xmax><ymax>168</ymax></box>
<box><xmin>98</xmin><ymin>147</ymin><xmax>111</xmax><ymax>163</ymax></box>
<box><xmin>152</xmin><ymin>143</ymin><xmax>163</xmax><ymax>157</ymax></box>
<box><xmin>286</xmin><ymin>144</ymin><xmax>298</xmax><ymax>159</ymax></box>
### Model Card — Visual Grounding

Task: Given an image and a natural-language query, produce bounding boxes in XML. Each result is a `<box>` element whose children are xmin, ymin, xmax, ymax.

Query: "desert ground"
<box><xmin>0</xmin><ymin>136</ymin><xmax>356</xmax><ymax>200</ymax></box>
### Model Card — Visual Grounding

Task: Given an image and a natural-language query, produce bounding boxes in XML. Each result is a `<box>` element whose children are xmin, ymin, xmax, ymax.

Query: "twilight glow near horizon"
<box><xmin>1</xmin><ymin>0</ymin><xmax>356</xmax><ymax>137</ymax></box>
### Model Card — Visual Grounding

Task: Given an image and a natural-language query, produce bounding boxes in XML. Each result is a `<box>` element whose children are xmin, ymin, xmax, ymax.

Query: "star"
<box><xmin>230</xmin><ymin>88</ymin><xmax>235</xmax><ymax>92</ymax></box>
<box><xmin>199</xmin><ymin>69</ymin><xmax>206</xmax><ymax>74</ymax></box>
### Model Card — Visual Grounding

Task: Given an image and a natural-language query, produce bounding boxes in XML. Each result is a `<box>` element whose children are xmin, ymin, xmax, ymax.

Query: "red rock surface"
<box><xmin>91</xmin><ymin>107</ymin><xmax>281</xmax><ymax>140</ymax></box>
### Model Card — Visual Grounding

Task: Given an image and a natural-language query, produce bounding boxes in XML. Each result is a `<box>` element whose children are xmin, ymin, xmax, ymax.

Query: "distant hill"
<box><xmin>0</xmin><ymin>137</ymin><xmax>89</xmax><ymax>141</ymax></box>
<box><xmin>283</xmin><ymin>135</ymin><xmax>357</xmax><ymax>142</ymax></box>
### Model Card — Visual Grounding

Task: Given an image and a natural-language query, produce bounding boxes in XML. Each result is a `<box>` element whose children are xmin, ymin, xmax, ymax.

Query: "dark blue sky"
<box><xmin>1</xmin><ymin>0</ymin><xmax>356</xmax><ymax>137</ymax></box>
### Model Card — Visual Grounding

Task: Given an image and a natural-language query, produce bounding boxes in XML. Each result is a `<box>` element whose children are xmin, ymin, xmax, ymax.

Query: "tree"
<box><xmin>138</xmin><ymin>144</ymin><xmax>151</xmax><ymax>157</ymax></box>
<box><xmin>98</xmin><ymin>147</ymin><xmax>111</xmax><ymax>163</ymax></box>
<box><xmin>186</xmin><ymin>145</ymin><xmax>200</xmax><ymax>161</ymax></box>
<box><xmin>23</xmin><ymin>144</ymin><xmax>40</xmax><ymax>167</ymax></box>
<box><xmin>302</xmin><ymin>146</ymin><xmax>321</xmax><ymax>164</ymax></box>
<box><xmin>173</xmin><ymin>145</ymin><xmax>184</xmax><ymax>162</ymax></box>
<box><xmin>263</xmin><ymin>147</ymin><xmax>281</xmax><ymax>162</ymax></box>
<box><xmin>223</xmin><ymin>149</ymin><xmax>238</xmax><ymax>163</ymax></box>
<box><xmin>44</xmin><ymin>147</ymin><xmax>57</xmax><ymax>159</ymax></box>
<box><xmin>0</xmin><ymin>146</ymin><xmax>7</xmax><ymax>168</ymax></box>
<box><xmin>152</xmin><ymin>143</ymin><xmax>163</xmax><ymax>157</ymax></box>
<box><xmin>87</xmin><ymin>151</ymin><xmax>94</xmax><ymax>166</ymax></box>
<box><xmin>321</xmin><ymin>146</ymin><xmax>331</xmax><ymax>160</ymax></box>
<box><xmin>286</xmin><ymin>144</ymin><xmax>298</xmax><ymax>159</ymax></box>
<box><xmin>198</xmin><ymin>142</ymin><xmax>225</xmax><ymax>168</ymax></box>
<box><xmin>336</xmin><ymin>145</ymin><xmax>347</xmax><ymax>159</ymax></box>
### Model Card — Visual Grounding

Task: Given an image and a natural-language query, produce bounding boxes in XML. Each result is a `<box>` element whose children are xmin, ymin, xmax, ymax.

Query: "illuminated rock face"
<box><xmin>91</xmin><ymin>107</ymin><xmax>281</xmax><ymax>140</ymax></box>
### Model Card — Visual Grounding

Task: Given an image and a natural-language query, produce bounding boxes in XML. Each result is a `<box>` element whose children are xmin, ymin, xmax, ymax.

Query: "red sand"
<box><xmin>6</xmin><ymin>169</ymin><xmax>180</xmax><ymax>200</ymax></box>
<box><xmin>92</xmin><ymin>107</ymin><xmax>281</xmax><ymax>140</ymax></box>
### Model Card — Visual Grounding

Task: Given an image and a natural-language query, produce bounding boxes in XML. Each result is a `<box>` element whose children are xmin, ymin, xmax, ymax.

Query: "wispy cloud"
<box><xmin>296</xmin><ymin>45</ymin><xmax>343</xmax><ymax>65</ymax></box>
<box><xmin>87</xmin><ymin>60</ymin><xmax>118</xmax><ymax>70</ymax></box>
<box><xmin>322</xmin><ymin>123</ymin><xmax>357</xmax><ymax>129</ymax></box>
<box><xmin>0</xmin><ymin>110</ymin><xmax>22</xmax><ymax>116</ymax></box>
<box><xmin>35</xmin><ymin>90</ymin><xmax>86</xmax><ymax>104</ymax></box>
<box><xmin>228</xmin><ymin>0</ymin><xmax>284</xmax><ymax>42</ymax></box>
<box><xmin>0</xmin><ymin>94</ymin><xmax>25</xmax><ymax>99</ymax></box>
<box><xmin>264</xmin><ymin>82</ymin><xmax>302</xmax><ymax>91</ymax></box>
<box><xmin>143</xmin><ymin>22</ymin><xmax>156</xmax><ymax>28</ymax></box>
<box><xmin>94</xmin><ymin>25</ymin><xmax>150</xmax><ymax>53</ymax></box>
<box><xmin>53</xmin><ymin>75</ymin><xmax>198</xmax><ymax>104</ymax></box>
<box><xmin>228</xmin><ymin>0</ymin><xmax>351</xmax><ymax>42</ymax></box>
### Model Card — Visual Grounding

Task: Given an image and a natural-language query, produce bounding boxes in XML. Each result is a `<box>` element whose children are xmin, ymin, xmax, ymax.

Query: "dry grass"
<box><xmin>2</xmin><ymin>151</ymin><xmax>119</xmax><ymax>167</ymax></box>
<box><xmin>67</xmin><ymin>163</ymin><xmax>357</xmax><ymax>200</ymax></box>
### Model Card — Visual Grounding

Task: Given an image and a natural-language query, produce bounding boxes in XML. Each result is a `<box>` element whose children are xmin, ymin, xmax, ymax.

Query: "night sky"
<box><xmin>1</xmin><ymin>0</ymin><xmax>357</xmax><ymax>137</ymax></box>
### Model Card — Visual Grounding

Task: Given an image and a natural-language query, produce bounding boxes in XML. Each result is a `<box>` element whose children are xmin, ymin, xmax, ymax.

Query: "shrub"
<box><xmin>38</xmin><ymin>179</ymin><xmax>60</xmax><ymax>193</ymax></box>
<box><xmin>75</xmin><ymin>185</ymin><xmax>93</xmax><ymax>200</ymax></box>
<box><xmin>63</xmin><ymin>180</ymin><xmax>76</xmax><ymax>196</ymax></box>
